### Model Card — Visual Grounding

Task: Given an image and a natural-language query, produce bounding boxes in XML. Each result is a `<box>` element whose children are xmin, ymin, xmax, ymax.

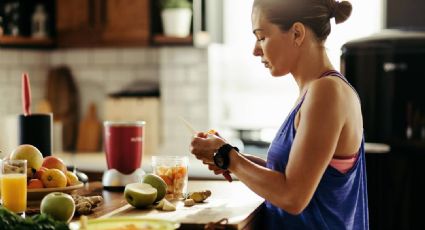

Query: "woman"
<box><xmin>190</xmin><ymin>0</ymin><xmax>368</xmax><ymax>229</ymax></box>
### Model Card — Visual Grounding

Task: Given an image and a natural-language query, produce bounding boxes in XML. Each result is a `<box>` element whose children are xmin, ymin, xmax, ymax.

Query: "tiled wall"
<box><xmin>0</xmin><ymin>47</ymin><xmax>210</xmax><ymax>156</ymax></box>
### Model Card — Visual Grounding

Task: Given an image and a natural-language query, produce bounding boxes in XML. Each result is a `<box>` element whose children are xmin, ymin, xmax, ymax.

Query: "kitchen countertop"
<box><xmin>63</xmin><ymin>180</ymin><xmax>265</xmax><ymax>229</ymax></box>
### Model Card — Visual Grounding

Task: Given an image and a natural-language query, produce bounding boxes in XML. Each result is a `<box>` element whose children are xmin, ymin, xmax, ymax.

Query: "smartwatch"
<box><xmin>213</xmin><ymin>144</ymin><xmax>239</xmax><ymax>170</ymax></box>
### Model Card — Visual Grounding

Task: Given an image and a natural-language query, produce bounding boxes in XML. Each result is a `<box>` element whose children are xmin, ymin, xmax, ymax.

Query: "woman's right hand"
<box><xmin>191</xmin><ymin>131</ymin><xmax>233</xmax><ymax>182</ymax></box>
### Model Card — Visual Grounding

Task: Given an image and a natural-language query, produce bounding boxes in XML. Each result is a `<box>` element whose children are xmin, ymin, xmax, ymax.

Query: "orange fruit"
<box><xmin>41</xmin><ymin>169</ymin><xmax>67</xmax><ymax>188</ymax></box>
<box><xmin>28</xmin><ymin>179</ymin><xmax>44</xmax><ymax>189</ymax></box>
<box><xmin>65</xmin><ymin>171</ymin><xmax>79</xmax><ymax>186</ymax></box>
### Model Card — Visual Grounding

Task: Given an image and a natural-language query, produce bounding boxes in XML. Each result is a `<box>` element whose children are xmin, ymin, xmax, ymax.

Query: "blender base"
<box><xmin>102</xmin><ymin>168</ymin><xmax>145</xmax><ymax>190</ymax></box>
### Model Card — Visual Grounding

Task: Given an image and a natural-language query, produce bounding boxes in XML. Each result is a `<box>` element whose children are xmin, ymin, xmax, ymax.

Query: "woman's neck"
<box><xmin>292</xmin><ymin>44</ymin><xmax>334</xmax><ymax>95</ymax></box>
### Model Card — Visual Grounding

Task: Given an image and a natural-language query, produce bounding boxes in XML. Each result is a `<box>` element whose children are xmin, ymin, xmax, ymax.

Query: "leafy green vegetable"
<box><xmin>0</xmin><ymin>206</ymin><xmax>69</xmax><ymax>230</ymax></box>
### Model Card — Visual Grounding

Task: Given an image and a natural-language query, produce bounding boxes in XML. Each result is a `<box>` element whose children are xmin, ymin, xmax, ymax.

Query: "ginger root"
<box><xmin>188</xmin><ymin>190</ymin><xmax>211</xmax><ymax>203</ymax></box>
<box><xmin>72</xmin><ymin>194</ymin><xmax>103</xmax><ymax>215</ymax></box>
<box><xmin>184</xmin><ymin>198</ymin><xmax>196</xmax><ymax>207</ymax></box>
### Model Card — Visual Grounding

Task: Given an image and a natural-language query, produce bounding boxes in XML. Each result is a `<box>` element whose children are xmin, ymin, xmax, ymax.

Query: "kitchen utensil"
<box><xmin>76</xmin><ymin>103</ymin><xmax>101</xmax><ymax>152</ymax></box>
<box><xmin>178</xmin><ymin>117</ymin><xmax>233</xmax><ymax>182</ymax></box>
<box><xmin>179</xmin><ymin>116</ymin><xmax>197</xmax><ymax>134</ymax></box>
<box><xmin>21</xmin><ymin>73</ymin><xmax>31</xmax><ymax>116</ymax></box>
<box><xmin>18</xmin><ymin>113</ymin><xmax>53</xmax><ymax>157</ymax></box>
<box><xmin>46</xmin><ymin>66</ymin><xmax>79</xmax><ymax>151</ymax></box>
<box><xmin>102</xmin><ymin>121</ymin><xmax>146</xmax><ymax>189</ymax></box>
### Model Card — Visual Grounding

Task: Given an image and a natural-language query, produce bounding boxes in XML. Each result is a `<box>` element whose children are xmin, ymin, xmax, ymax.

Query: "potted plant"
<box><xmin>160</xmin><ymin>0</ymin><xmax>192</xmax><ymax>37</ymax></box>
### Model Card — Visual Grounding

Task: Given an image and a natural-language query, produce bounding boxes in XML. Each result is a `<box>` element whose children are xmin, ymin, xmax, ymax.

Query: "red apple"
<box><xmin>42</xmin><ymin>156</ymin><xmax>67</xmax><ymax>173</ymax></box>
<box><xmin>34</xmin><ymin>166</ymin><xmax>48</xmax><ymax>180</ymax></box>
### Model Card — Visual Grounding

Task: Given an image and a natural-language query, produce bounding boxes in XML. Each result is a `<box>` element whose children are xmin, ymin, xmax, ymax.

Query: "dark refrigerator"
<box><xmin>341</xmin><ymin>30</ymin><xmax>425</xmax><ymax>229</ymax></box>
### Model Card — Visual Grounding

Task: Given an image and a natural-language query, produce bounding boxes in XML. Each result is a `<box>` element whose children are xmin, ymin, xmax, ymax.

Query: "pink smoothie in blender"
<box><xmin>102</xmin><ymin>121</ymin><xmax>146</xmax><ymax>189</ymax></box>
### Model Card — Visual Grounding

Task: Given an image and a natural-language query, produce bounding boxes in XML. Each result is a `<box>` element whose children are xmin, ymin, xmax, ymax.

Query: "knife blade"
<box><xmin>179</xmin><ymin>116</ymin><xmax>233</xmax><ymax>182</ymax></box>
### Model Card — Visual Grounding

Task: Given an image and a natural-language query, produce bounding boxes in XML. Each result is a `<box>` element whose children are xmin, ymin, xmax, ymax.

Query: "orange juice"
<box><xmin>1</xmin><ymin>174</ymin><xmax>27</xmax><ymax>213</ymax></box>
<box><xmin>0</xmin><ymin>176</ymin><xmax>2</xmax><ymax>201</ymax></box>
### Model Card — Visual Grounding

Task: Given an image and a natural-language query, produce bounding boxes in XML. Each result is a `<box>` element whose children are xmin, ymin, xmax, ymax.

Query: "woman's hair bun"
<box><xmin>332</xmin><ymin>1</ymin><xmax>352</xmax><ymax>24</ymax></box>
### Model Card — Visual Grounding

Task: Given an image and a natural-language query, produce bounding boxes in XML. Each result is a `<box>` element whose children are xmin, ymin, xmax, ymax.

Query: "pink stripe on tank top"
<box><xmin>330</xmin><ymin>154</ymin><xmax>359</xmax><ymax>174</ymax></box>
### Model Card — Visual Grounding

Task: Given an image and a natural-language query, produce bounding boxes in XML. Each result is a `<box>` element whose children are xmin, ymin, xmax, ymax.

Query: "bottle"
<box><xmin>32</xmin><ymin>4</ymin><xmax>48</xmax><ymax>38</ymax></box>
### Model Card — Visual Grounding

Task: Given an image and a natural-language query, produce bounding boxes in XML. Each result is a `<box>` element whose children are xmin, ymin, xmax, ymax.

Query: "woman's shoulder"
<box><xmin>303</xmin><ymin>75</ymin><xmax>360</xmax><ymax>118</ymax></box>
<box><xmin>307</xmin><ymin>76</ymin><xmax>346</xmax><ymax>102</ymax></box>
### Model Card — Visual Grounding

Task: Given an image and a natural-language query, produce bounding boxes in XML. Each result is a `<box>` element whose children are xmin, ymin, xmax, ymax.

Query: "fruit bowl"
<box><xmin>27</xmin><ymin>182</ymin><xmax>84</xmax><ymax>200</ymax></box>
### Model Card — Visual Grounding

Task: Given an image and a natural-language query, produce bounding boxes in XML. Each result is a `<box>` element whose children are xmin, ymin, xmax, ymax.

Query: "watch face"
<box><xmin>215</xmin><ymin>156</ymin><xmax>224</xmax><ymax>167</ymax></box>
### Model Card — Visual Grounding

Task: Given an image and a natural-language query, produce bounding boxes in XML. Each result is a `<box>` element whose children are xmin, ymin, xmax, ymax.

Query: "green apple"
<box><xmin>141</xmin><ymin>173</ymin><xmax>167</xmax><ymax>202</ymax></box>
<box><xmin>124</xmin><ymin>183</ymin><xmax>157</xmax><ymax>209</ymax></box>
<box><xmin>40</xmin><ymin>192</ymin><xmax>76</xmax><ymax>223</ymax></box>
<box><xmin>10</xmin><ymin>144</ymin><xmax>43</xmax><ymax>172</ymax></box>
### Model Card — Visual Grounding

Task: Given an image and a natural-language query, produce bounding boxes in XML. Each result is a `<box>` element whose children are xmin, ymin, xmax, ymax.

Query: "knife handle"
<box><xmin>22</xmin><ymin>73</ymin><xmax>31</xmax><ymax>116</ymax></box>
<box><xmin>223</xmin><ymin>171</ymin><xmax>232</xmax><ymax>182</ymax></box>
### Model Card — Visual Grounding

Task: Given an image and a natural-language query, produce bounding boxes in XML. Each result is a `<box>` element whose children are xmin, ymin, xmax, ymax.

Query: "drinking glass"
<box><xmin>152</xmin><ymin>156</ymin><xmax>189</xmax><ymax>200</ymax></box>
<box><xmin>1</xmin><ymin>159</ymin><xmax>27</xmax><ymax>214</ymax></box>
<box><xmin>0</xmin><ymin>159</ymin><xmax>2</xmax><ymax>204</ymax></box>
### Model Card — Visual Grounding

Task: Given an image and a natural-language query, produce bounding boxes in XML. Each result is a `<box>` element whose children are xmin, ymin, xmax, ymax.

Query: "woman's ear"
<box><xmin>291</xmin><ymin>22</ymin><xmax>305</xmax><ymax>47</ymax></box>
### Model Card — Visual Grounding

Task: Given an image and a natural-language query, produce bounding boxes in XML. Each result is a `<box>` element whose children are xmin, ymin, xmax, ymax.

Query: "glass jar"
<box><xmin>151</xmin><ymin>156</ymin><xmax>189</xmax><ymax>199</ymax></box>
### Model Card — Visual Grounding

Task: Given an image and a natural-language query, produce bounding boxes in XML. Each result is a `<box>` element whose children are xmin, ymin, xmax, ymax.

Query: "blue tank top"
<box><xmin>265</xmin><ymin>70</ymin><xmax>369</xmax><ymax>230</ymax></box>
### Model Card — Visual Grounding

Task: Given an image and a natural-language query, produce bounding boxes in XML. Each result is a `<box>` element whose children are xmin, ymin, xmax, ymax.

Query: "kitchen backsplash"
<box><xmin>0</xmin><ymin>47</ymin><xmax>210</xmax><ymax>156</ymax></box>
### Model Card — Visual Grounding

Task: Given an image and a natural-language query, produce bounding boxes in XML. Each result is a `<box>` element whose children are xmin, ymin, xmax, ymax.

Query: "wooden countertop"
<box><xmin>65</xmin><ymin>180</ymin><xmax>265</xmax><ymax>229</ymax></box>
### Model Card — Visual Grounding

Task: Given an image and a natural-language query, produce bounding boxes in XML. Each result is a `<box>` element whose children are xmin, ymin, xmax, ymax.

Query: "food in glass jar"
<box><xmin>154</xmin><ymin>165</ymin><xmax>188</xmax><ymax>199</ymax></box>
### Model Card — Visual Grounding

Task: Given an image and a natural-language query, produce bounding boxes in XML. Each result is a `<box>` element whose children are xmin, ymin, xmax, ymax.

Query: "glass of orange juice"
<box><xmin>152</xmin><ymin>156</ymin><xmax>189</xmax><ymax>200</ymax></box>
<box><xmin>1</xmin><ymin>159</ymin><xmax>27</xmax><ymax>214</ymax></box>
<box><xmin>0</xmin><ymin>159</ymin><xmax>2</xmax><ymax>204</ymax></box>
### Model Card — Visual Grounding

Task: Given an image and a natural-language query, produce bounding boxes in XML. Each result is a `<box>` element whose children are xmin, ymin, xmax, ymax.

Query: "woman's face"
<box><xmin>251</xmin><ymin>7</ymin><xmax>299</xmax><ymax>77</ymax></box>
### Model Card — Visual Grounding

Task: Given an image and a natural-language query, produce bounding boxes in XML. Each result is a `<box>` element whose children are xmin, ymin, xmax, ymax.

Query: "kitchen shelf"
<box><xmin>0</xmin><ymin>35</ymin><xmax>55</xmax><ymax>48</ymax></box>
<box><xmin>152</xmin><ymin>34</ymin><xmax>193</xmax><ymax>46</ymax></box>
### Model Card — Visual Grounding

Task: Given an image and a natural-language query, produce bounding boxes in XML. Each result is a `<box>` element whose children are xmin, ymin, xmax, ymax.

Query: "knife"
<box><xmin>179</xmin><ymin>117</ymin><xmax>233</xmax><ymax>182</ymax></box>
<box><xmin>22</xmin><ymin>73</ymin><xmax>31</xmax><ymax>116</ymax></box>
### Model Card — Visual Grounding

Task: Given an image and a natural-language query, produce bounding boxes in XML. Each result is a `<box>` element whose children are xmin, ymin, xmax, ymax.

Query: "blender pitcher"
<box><xmin>102</xmin><ymin>121</ymin><xmax>146</xmax><ymax>189</ymax></box>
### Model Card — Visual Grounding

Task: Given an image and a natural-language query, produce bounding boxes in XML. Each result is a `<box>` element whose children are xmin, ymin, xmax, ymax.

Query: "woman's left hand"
<box><xmin>190</xmin><ymin>132</ymin><xmax>227</xmax><ymax>165</ymax></box>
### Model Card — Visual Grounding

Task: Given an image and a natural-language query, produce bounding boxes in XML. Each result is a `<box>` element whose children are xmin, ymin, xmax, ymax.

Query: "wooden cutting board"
<box><xmin>76</xmin><ymin>103</ymin><xmax>101</xmax><ymax>152</ymax></box>
<box><xmin>96</xmin><ymin>181</ymin><xmax>264</xmax><ymax>229</ymax></box>
<box><xmin>46</xmin><ymin>66</ymin><xmax>80</xmax><ymax>151</ymax></box>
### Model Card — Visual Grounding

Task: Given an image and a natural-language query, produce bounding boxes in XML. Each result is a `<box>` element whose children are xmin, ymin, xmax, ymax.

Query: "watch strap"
<box><xmin>214</xmin><ymin>144</ymin><xmax>239</xmax><ymax>170</ymax></box>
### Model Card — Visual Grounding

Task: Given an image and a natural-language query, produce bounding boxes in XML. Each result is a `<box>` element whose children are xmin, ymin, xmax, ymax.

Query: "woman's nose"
<box><xmin>253</xmin><ymin>42</ymin><xmax>262</xmax><ymax>56</ymax></box>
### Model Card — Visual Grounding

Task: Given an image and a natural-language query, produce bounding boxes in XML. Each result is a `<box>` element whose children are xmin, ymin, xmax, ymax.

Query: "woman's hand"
<box><xmin>190</xmin><ymin>132</ymin><xmax>226</xmax><ymax>164</ymax></box>
<box><xmin>207</xmin><ymin>163</ymin><xmax>233</xmax><ymax>182</ymax></box>
<box><xmin>190</xmin><ymin>131</ymin><xmax>233</xmax><ymax>182</ymax></box>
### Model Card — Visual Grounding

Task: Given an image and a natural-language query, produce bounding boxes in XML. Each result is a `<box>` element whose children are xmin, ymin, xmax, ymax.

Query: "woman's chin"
<box><xmin>269</xmin><ymin>68</ymin><xmax>287</xmax><ymax>77</ymax></box>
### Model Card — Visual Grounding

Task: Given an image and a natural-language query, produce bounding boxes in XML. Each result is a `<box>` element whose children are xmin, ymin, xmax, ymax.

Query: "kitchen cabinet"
<box><xmin>0</xmin><ymin>0</ymin><xmax>56</xmax><ymax>48</ymax></box>
<box><xmin>55</xmin><ymin>0</ymin><xmax>96</xmax><ymax>47</ymax></box>
<box><xmin>56</xmin><ymin>0</ymin><xmax>150</xmax><ymax>48</ymax></box>
<box><xmin>101</xmin><ymin>0</ymin><xmax>150</xmax><ymax>46</ymax></box>
<box><xmin>367</xmin><ymin>152</ymin><xmax>425</xmax><ymax>230</ymax></box>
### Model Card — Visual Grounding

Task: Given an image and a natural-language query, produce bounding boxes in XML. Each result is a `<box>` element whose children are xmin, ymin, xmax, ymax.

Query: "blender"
<box><xmin>102</xmin><ymin>121</ymin><xmax>146</xmax><ymax>189</ymax></box>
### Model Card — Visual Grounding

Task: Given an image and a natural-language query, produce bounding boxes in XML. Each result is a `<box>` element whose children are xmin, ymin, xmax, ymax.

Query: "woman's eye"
<box><xmin>257</xmin><ymin>37</ymin><xmax>265</xmax><ymax>42</ymax></box>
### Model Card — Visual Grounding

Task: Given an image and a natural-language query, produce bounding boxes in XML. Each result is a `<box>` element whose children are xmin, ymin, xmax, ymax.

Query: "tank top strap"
<box><xmin>319</xmin><ymin>70</ymin><xmax>361</xmax><ymax>102</ymax></box>
<box><xmin>293</xmin><ymin>70</ymin><xmax>358</xmax><ymax>113</ymax></box>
